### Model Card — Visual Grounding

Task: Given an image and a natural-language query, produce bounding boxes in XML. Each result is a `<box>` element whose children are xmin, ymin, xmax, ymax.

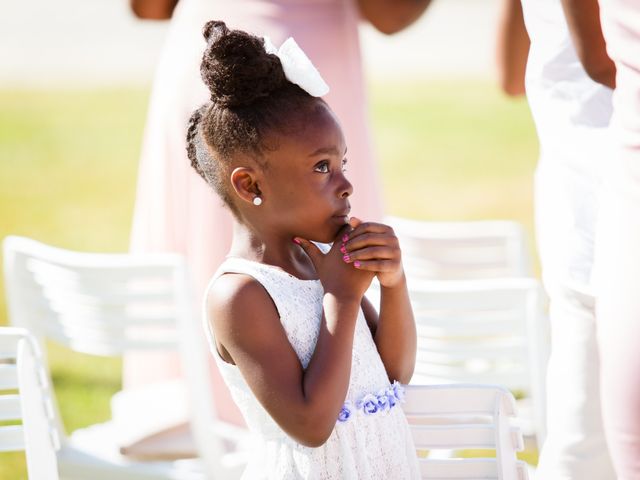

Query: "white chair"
<box><xmin>380</xmin><ymin>216</ymin><xmax>548</xmax><ymax>446</ymax></box>
<box><xmin>385</xmin><ymin>216</ymin><xmax>532</xmax><ymax>280</ymax></box>
<box><xmin>403</xmin><ymin>384</ymin><xmax>529</xmax><ymax>480</ymax></box>
<box><xmin>0</xmin><ymin>327</ymin><xmax>60</xmax><ymax>479</ymax></box>
<box><xmin>404</xmin><ymin>278</ymin><xmax>548</xmax><ymax>447</ymax></box>
<box><xmin>2</xmin><ymin>236</ymin><xmax>250</xmax><ymax>479</ymax></box>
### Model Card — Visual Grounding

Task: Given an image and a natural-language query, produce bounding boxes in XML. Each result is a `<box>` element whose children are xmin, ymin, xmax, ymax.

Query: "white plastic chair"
<box><xmin>0</xmin><ymin>327</ymin><xmax>60</xmax><ymax>479</ymax></box>
<box><xmin>379</xmin><ymin>217</ymin><xmax>547</xmax><ymax>445</ymax></box>
<box><xmin>403</xmin><ymin>384</ymin><xmax>529</xmax><ymax>479</ymax></box>
<box><xmin>385</xmin><ymin>216</ymin><xmax>532</xmax><ymax>280</ymax></box>
<box><xmin>2</xmin><ymin>236</ymin><xmax>250</xmax><ymax>479</ymax></box>
<box><xmin>404</xmin><ymin>278</ymin><xmax>548</xmax><ymax>447</ymax></box>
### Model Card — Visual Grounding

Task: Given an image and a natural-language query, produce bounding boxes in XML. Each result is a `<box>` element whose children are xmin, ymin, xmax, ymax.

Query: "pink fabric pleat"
<box><xmin>595</xmin><ymin>0</ymin><xmax>640</xmax><ymax>476</ymax></box>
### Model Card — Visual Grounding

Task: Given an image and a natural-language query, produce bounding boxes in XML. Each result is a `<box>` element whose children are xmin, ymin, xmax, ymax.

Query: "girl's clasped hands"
<box><xmin>295</xmin><ymin>217</ymin><xmax>404</xmax><ymax>301</ymax></box>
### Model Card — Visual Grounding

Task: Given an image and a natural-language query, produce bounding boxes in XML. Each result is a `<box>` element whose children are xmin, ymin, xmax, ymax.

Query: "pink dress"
<box><xmin>128</xmin><ymin>0</ymin><xmax>383</xmax><ymax>427</ymax></box>
<box><xmin>595</xmin><ymin>0</ymin><xmax>640</xmax><ymax>476</ymax></box>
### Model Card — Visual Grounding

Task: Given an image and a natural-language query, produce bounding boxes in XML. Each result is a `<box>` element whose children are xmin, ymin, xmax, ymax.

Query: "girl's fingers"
<box><xmin>342</xmin><ymin>220</ymin><xmax>404</xmax><ymax>285</ymax></box>
<box><xmin>294</xmin><ymin>237</ymin><xmax>325</xmax><ymax>268</ymax></box>
<box><xmin>344</xmin><ymin>222</ymin><xmax>397</xmax><ymax>247</ymax></box>
<box><xmin>294</xmin><ymin>225</ymin><xmax>351</xmax><ymax>267</ymax></box>
<box><xmin>347</xmin><ymin>221</ymin><xmax>392</xmax><ymax>239</ymax></box>
<box><xmin>331</xmin><ymin>224</ymin><xmax>355</xmax><ymax>252</ymax></box>
<box><xmin>350</xmin><ymin>259</ymin><xmax>397</xmax><ymax>272</ymax></box>
<box><xmin>348</xmin><ymin>216</ymin><xmax>363</xmax><ymax>229</ymax></box>
<box><xmin>343</xmin><ymin>246</ymin><xmax>398</xmax><ymax>263</ymax></box>
<box><xmin>343</xmin><ymin>231</ymin><xmax>399</xmax><ymax>252</ymax></box>
<box><xmin>341</xmin><ymin>221</ymin><xmax>401</xmax><ymax>274</ymax></box>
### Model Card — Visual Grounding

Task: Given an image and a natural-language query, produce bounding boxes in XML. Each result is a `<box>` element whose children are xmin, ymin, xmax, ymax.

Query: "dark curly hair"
<box><xmin>186</xmin><ymin>20</ymin><xmax>323</xmax><ymax>215</ymax></box>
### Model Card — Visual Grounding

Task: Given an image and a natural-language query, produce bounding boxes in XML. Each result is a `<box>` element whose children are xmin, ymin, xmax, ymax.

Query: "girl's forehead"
<box><xmin>275</xmin><ymin>105</ymin><xmax>346</xmax><ymax>157</ymax></box>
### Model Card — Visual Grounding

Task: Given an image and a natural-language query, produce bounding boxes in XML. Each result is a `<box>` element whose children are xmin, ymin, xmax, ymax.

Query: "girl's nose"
<box><xmin>338</xmin><ymin>174</ymin><xmax>353</xmax><ymax>199</ymax></box>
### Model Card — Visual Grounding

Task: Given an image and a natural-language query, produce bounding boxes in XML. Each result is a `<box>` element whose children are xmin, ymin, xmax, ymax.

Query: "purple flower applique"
<box><xmin>376</xmin><ymin>390</ymin><xmax>390</xmax><ymax>411</ymax></box>
<box><xmin>391</xmin><ymin>380</ymin><xmax>406</xmax><ymax>403</ymax></box>
<box><xmin>337</xmin><ymin>402</ymin><xmax>353</xmax><ymax>423</ymax></box>
<box><xmin>336</xmin><ymin>382</ymin><xmax>406</xmax><ymax>423</ymax></box>
<box><xmin>359</xmin><ymin>394</ymin><xmax>379</xmax><ymax>415</ymax></box>
<box><xmin>386</xmin><ymin>387</ymin><xmax>398</xmax><ymax>408</ymax></box>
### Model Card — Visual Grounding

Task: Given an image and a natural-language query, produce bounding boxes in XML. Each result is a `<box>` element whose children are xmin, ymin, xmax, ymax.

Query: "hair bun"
<box><xmin>203</xmin><ymin>20</ymin><xmax>228</xmax><ymax>44</ymax></box>
<box><xmin>200</xmin><ymin>20</ymin><xmax>287</xmax><ymax>108</ymax></box>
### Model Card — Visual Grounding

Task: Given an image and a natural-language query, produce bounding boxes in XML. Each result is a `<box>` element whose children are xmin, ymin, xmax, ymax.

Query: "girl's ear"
<box><xmin>230</xmin><ymin>167</ymin><xmax>262</xmax><ymax>205</ymax></box>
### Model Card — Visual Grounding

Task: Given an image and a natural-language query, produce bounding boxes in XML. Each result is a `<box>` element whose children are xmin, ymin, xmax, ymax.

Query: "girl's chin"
<box><xmin>296</xmin><ymin>220</ymin><xmax>348</xmax><ymax>245</ymax></box>
<box><xmin>303</xmin><ymin>228</ymin><xmax>342</xmax><ymax>245</ymax></box>
<box><xmin>306</xmin><ymin>234</ymin><xmax>336</xmax><ymax>245</ymax></box>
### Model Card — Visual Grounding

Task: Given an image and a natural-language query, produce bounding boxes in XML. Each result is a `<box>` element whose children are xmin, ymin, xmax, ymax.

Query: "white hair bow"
<box><xmin>263</xmin><ymin>36</ymin><xmax>330</xmax><ymax>97</ymax></box>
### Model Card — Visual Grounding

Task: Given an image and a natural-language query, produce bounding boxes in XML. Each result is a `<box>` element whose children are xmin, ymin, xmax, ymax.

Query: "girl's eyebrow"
<box><xmin>308</xmin><ymin>146</ymin><xmax>348</xmax><ymax>157</ymax></box>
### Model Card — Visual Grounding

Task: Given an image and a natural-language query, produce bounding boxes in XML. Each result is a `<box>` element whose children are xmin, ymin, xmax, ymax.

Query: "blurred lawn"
<box><xmin>0</xmin><ymin>79</ymin><xmax>538</xmax><ymax>477</ymax></box>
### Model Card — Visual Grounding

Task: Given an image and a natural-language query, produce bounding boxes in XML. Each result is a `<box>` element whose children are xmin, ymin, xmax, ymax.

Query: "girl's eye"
<box><xmin>314</xmin><ymin>161</ymin><xmax>330</xmax><ymax>173</ymax></box>
<box><xmin>342</xmin><ymin>158</ymin><xmax>348</xmax><ymax>173</ymax></box>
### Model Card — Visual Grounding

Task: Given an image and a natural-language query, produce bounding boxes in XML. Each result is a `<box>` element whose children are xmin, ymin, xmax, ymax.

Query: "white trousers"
<box><xmin>534</xmin><ymin>162</ymin><xmax>615</xmax><ymax>479</ymax></box>
<box><xmin>596</xmin><ymin>0</ymin><xmax>640</xmax><ymax>477</ymax></box>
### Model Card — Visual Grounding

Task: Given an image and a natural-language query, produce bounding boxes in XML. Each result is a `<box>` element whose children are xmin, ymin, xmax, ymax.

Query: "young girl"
<box><xmin>187</xmin><ymin>20</ymin><xmax>419</xmax><ymax>478</ymax></box>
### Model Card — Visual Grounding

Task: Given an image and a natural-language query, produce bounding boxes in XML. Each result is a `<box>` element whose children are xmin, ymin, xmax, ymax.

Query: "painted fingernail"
<box><xmin>340</xmin><ymin>245</ymin><xmax>347</xmax><ymax>254</ymax></box>
<box><xmin>343</xmin><ymin>254</ymin><xmax>350</xmax><ymax>263</ymax></box>
<box><xmin>354</xmin><ymin>261</ymin><xmax>361</xmax><ymax>268</ymax></box>
<box><xmin>292</xmin><ymin>238</ymin><xmax>301</xmax><ymax>244</ymax></box>
<box><xmin>342</xmin><ymin>234</ymin><xmax>349</xmax><ymax>242</ymax></box>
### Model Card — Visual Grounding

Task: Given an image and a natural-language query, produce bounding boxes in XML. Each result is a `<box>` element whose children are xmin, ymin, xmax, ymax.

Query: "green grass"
<box><xmin>0</xmin><ymin>88</ymin><xmax>146</xmax><ymax>479</ymax></box>
<box><xmin>371</xmin><ymin>80</ymin><xmax>538</xmax><ymax>224</ymax></box>
<box><xmin>0</xmin><ymin>79</ymin><xmax>538</xmax><ymax>477</ymax></box>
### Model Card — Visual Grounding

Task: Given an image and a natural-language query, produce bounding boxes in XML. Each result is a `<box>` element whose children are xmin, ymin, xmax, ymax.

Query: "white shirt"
<box><xmin>521</xmin><ymin>0</ymin><xmax>613</xmax><ymax>172</ymax></box>
<box><xmin>521</xmin><ymin>0</ymin><xmax>613</xmax><ymax>290</ymax></box>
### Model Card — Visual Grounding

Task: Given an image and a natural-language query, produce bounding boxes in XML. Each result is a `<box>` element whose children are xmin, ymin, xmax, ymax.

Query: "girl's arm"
<box><xmin>344</xmin><ymin>220</ymin><xmax>417</xmax><ymax>384</ymax></box>
<box><xmin>373</xmin><ymin>277</ymin><xmax>416</xmax><ymax>383</ymax></box>
<box><xmin>357</xmin><ymin>0</ymin><xmax>433</xmax><ymax>35</ymax></box>
<box><xmin>208</xmin><ymin>231</ymin><xmax>374</xmax><ymax>448</ymax></box>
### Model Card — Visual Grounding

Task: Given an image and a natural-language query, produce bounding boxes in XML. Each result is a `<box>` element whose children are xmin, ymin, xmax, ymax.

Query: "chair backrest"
<box><xmin>2</xmin><ymin>236</ymin><xmax>234</xmax><ymax>474</ymax></box>
<box><xmin>0</xmin><ymin>327</ymin><xmax>60</xmax><ymax>479</ymax></box>
<box><xmin>386</xmin><ymin>216</ymin><xmax>532</xmax><ymax>280</ymax></box>
<box><xmin>403</xmin><ymin>384</ymin><xmax>529</xmax><ymax>480</ymax></box>
<box><xmin>3</xmin><ymin>236</ymin><xmax>189</xmax><ymax>356</ymax></box>
<box><xmin>406</xmin><ymin>277</ymin><xmax>548</xmax><ymax>444</ymax></box>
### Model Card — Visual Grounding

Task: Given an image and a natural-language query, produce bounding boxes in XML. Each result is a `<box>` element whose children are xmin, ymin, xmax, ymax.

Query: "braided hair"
<box><xmin>186</xmin><ymin>20</ymin><xmax>321</xmax><ymax>214</ymax></box>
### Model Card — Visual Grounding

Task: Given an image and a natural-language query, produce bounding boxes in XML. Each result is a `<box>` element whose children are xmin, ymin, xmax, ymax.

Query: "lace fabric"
<box><xmin>204</xmin><ymin>257</ymin><xmax>420</xmax><ymax>479</ymax></box>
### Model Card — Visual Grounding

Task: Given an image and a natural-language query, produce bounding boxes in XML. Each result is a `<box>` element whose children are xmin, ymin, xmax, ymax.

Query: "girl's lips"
<box><xmin>333</xmin><ymin>207</ymin><xmax>351</xmax><ymax>218</ymax></box>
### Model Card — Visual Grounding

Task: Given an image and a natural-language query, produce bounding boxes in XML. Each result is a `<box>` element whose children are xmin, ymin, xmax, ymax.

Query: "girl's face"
<box><xmin>260</xmin><ymin>103</ymin><xmax>352</xmax><ymax>244</ymax></box>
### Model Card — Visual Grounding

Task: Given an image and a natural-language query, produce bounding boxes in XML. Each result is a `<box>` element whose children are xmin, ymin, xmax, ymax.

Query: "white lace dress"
<box><xmin>204</xmin><ymin>257</ymin><xmax>420</xmax><ymax>479</ymax></box>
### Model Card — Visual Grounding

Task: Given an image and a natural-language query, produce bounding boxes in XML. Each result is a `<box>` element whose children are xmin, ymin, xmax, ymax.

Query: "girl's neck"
<box><xmin>228</xmin><ymin>221</ymin><xmax>317</xmax><ymax>280</ymax></box>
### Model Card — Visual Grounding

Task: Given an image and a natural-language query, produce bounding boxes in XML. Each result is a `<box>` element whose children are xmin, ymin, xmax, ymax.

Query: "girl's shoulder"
<box><xmin>208</xmin><ymin>268</ymin><xmax>264</xmax><ymax>304</ymax></box>
<box><xmin>206</xmin><ymin>256</ymin><xmax>276</xmax><ymax>302</ymax></box>
<box><xmin>205</xmin><ymin>254</ymin><xmax>325</xmax><ymax>331</ymax></box>
<box><xmin>212</xmin><ymin>254</ymin><xmax>325</xmax><ymax>286</ymax></box>
<box><xmin>206</xmin><ymin>265</ymin><xmax>273</xmax><ymax>324</ymax></box>
<box><xmin>205</xmin><ymin>267</ymin><xmax>282</xmax><ymax>364</ymax></box>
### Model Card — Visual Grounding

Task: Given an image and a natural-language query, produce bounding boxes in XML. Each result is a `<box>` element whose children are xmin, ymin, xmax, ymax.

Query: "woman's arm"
<box><xmin>560</xmin><ymin>0</ymin><xmax>616</xmax><ymax>89</ymax></box>
<box><xmin>496</xmin><ymin>0</ymin><xmax>530</xmax><ymax>96</ymax></box>
<box><xmin>130</xmin><ymin>0</ymin><xmax>179</xmax><ymax>20</ymax></box>
<box><xmin>357</xmin><ymin>0</ymin><xmax>433</xmax><ymax>35</ymax></box>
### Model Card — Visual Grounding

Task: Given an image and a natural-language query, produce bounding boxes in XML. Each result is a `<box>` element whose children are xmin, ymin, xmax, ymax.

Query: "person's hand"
<box><xmin>340</xmin><ymin>217</ymin><xmax>405</xmax><ymax>288</ymax></box>
<box><xmin>294</xmin><ymin>225</ymin><xmax>374</xmax><ymax>301</ymax></box>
